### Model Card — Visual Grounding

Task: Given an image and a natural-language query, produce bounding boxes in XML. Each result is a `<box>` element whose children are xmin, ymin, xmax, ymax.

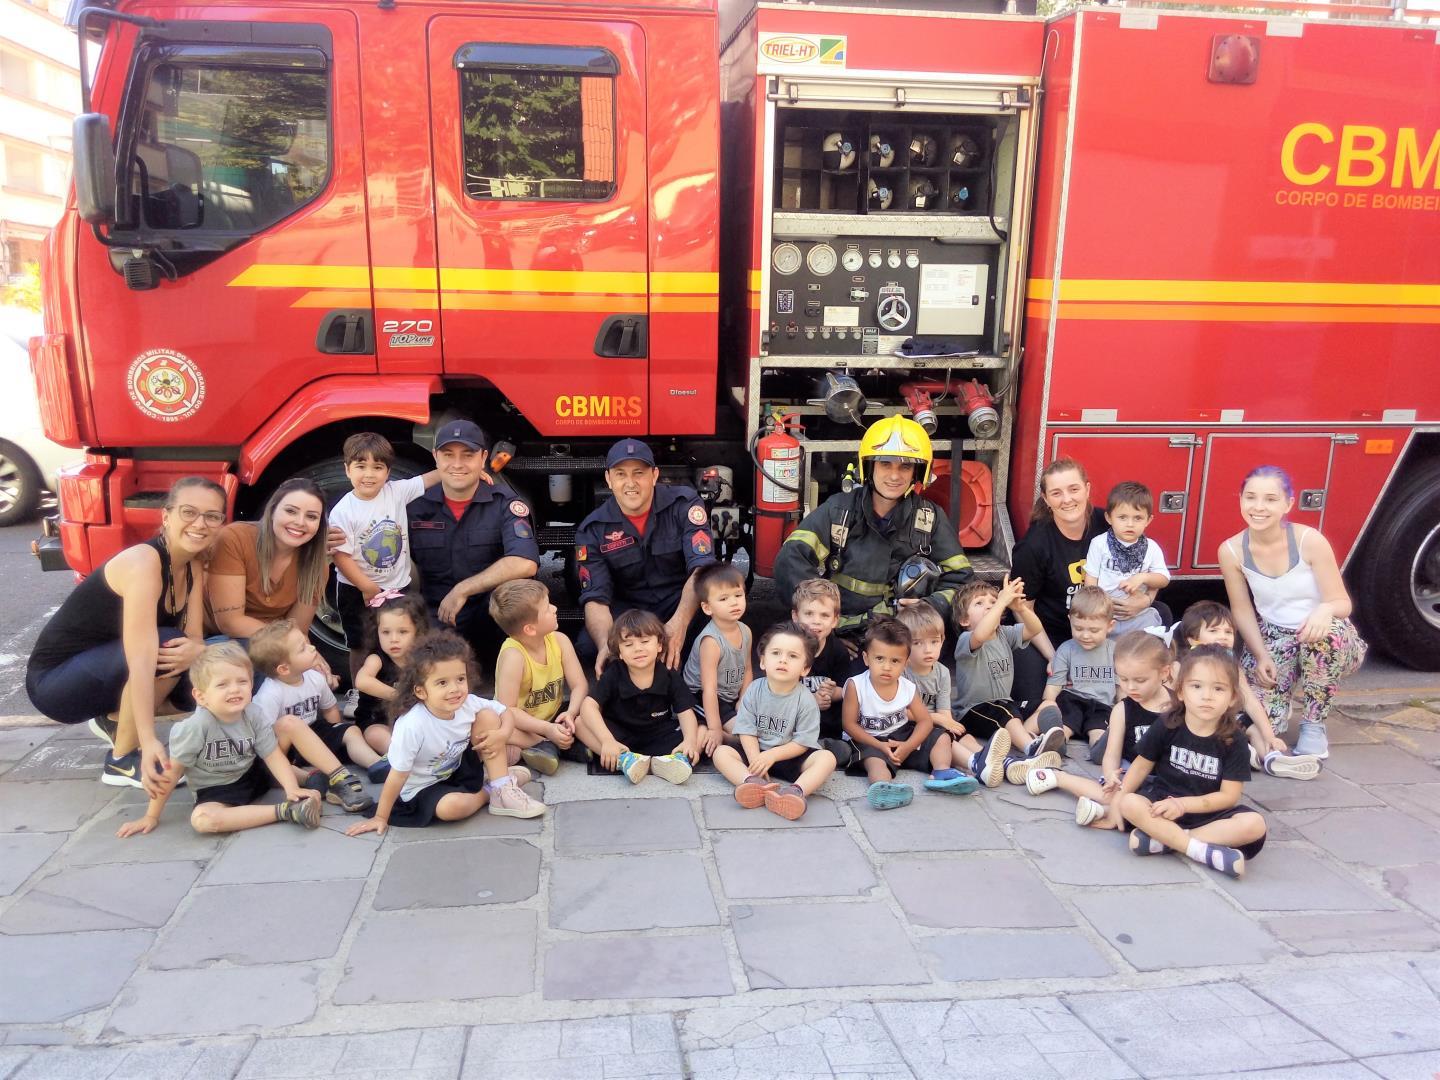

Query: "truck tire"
<box><xmin>1350</xmin><ymin>457</ymin><xmax>1440</xmax><ymax>671</ymax></box>
<box><xmin>0</xmin><ymin>439</ymin><xmax>43</xmax><ymax>528</ymax></box>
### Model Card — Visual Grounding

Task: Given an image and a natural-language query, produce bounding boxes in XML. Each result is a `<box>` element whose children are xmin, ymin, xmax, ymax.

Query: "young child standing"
<box><xmin>347</xmin><ymin>632</ymin><xmax>544</xmax><ymax>833</ymax></box>
<box><xmin>682</xmin><ymin>563</ymin><xmax>753</xmax><ymax>755</ymax></box>
<box><xmin>354</xmin><ymin>593</ymin><xmax>431</xmax><ymax>765</ymax></box>
<box><xmin>490</xmin><ymin>579</ymin><xmax>588</xmax><ymax>776</ymax></box>
<box><xmin>328</xmin><ymin>432</ymin><xmax>439</xmax><ymax>701</ymax></box>
<box><xmin>842</xmin><ymin>616</ymin><xmax>973</xmax><ymax>810</ymax></box>
<box><xmin>791</xmin><ymin>579</ymin><xmax>856</xmax><ymax>769</ymax></box>
<box><xmin>1025</xmin><ymin>631</ymin><xmax>1173</xmax><ymax>828</ymax></box>
<box><xmin>951</xmin><ymin>577</ymin><xmax>1063</xmax><ymax>783</ymax></box>
<box><xmin>896</xmin><ymin>604</ymin><xmax>1003</xmax><ymax>790</ymax></box>
<box><xmin>248</xmin><ymin>620</ymin><xmax>376</xmax><ymax>813</ymax></box>
<box><xmin>1034</xmin><ymin>586</ymin><xmax>1117</xmax><ymax>758</ymax></box>
<box><xmin>1178</xmin><ymin>601</ymin><xmax>1322</xmax><ymax>780</ymax></box>
<box><xmin>1117</xmin><ymin>644</ymin><xmax>1268</xmax><ymax>878</ymax></box>
<box><xmin>1084</xmin><ymin>481</ymin><xmax>1169</xmax><ymax>635</ymax></box>
<box><xmin>578</xmin><ymin>610</ymin><xmax>700</xmax><ymax>785</ymax></box>
<box><xmin>714</xmin><ymin>621</ymin><xmax>837</xmax><ymax>820</ymax></box>
<box><xmin>117</xmin><ymin>644</ymin><xmax>323</xmax><ymax>838</ymax></box>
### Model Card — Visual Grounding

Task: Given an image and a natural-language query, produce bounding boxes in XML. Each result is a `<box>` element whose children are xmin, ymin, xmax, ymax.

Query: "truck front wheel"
<box><xmin>1350</xmin><ymin>457</ymin><xmax>1440</xmax><ymax>671</ymax></box>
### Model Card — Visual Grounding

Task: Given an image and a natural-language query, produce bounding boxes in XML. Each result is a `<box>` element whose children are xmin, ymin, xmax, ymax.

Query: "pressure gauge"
<box><xmin>886</xmin><ymin>250</ymin><xmax>902</xmax><ymax>269</ymax></box>
<box><xmin>807</xmin><ymin>243</ymin><xmax>838</xmax><ymax>276</ymax></box>
<box><xmin>905</xmin><ymin>252</ymin><xmax>920</xmax><ymax>269</ymax></box>
<box><xmin>842</xmin><ymin>247</ymin><xmax>864</xmax><ymax>273</ymax></box>
<box><xmin>772</xmin><ymin>242</ymin><xmax>802</xmax><ymax>275</ymax></box>
<box><xmin>868</xmin><ymin>252</ymin><xmax>883</xmax><ymax>269</ymax></box>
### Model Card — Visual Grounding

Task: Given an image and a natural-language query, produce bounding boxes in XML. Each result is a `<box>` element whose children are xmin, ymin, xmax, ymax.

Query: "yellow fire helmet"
<box><xmin>857</xmin><ymin>414</ymin><xmax>934</xmax><ymax>488</ymax></box>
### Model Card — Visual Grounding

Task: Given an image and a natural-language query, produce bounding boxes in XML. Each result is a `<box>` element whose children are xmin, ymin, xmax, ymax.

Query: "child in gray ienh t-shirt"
<box><xmin>1041</xmin><ymin>586</ymin><xmax>1119</xmax><ymax>758</ymax></box>
<box><xmin>115</xmin><ymin>643</ymin><xmax>324</xmax><ymax>840</ymax></box>
<box><xmin>711</xmin><ymin>622</ymin><xmax>838</xmax><ymax>821</ymax></box>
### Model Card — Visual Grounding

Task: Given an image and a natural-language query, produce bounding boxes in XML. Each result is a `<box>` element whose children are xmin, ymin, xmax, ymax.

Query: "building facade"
<box><xmin>1</xmin><ymin>0</ymin><xmax>78</xmax><ymax>282</ymax></box>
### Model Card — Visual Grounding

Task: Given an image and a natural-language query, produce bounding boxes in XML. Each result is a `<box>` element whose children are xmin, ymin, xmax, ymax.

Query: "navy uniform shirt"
<box><xmin>408</xmin><ymin>482</ymin><xmax>540</xmax><ymax>632</ymax></box>
<box><xmin>576</xmin><ymin>484</ymin><xmax>716</xmax><ymax>620</ymax></box>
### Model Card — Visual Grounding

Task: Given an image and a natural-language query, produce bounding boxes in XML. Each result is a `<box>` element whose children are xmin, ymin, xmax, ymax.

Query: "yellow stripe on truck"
<box><xmin>1027</xmin><ymin>277</ymin><xmax>1440</xmax><ymax>306</ymax></box>
<box><xmin>227</xmin><ymin>264</ymin><xmax>370</xmax><ymax>289</ymax></box>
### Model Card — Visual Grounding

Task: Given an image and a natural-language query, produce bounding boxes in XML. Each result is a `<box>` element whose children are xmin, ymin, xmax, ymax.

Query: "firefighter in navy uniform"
<box><xmin>774</xmin><ymin>415</ymin><xmax>973</xmax><ymax>640</ymax></box>
<box><xmin>576</xmin><ymin>438</ymin><xmax>718</xmax><ymax>674</ymax></box>
<box><xmin>407</xmin><ymin>420</ymin><xmax>541</xmax><ymax>668</ymax></box>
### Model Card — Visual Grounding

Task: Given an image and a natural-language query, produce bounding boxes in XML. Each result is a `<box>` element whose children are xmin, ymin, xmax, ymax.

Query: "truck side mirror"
<box><xmin>73</xmin><ymin>113</ymin><xmax>117</xmax><ymax>226</ymax></box>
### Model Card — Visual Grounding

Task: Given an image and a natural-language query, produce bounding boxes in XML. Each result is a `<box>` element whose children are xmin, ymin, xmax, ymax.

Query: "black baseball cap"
<box><xmin>435</xmin><ymin>419</ymin><xmax>487</xmax><ymax>451</ymax></box>
<box><xmin>605</xmin><ymin>438</ymin><xmax>656</xmax><ymax>469</ymax></box>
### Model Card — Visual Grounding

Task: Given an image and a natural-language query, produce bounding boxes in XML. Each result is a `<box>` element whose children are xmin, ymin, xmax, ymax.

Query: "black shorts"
<box><xmin>694</xmin><ymin>697</ymin><xmax>738</xmax><ymax>725</ymax></box>
<box><xmin>958</xmin><ymin>699</ymin><xmax>1022</xmax><ymax>740</ymax></box>
<box><xmin>287</xmin><ymin>719</ymin><xmax>358</xmax><ymax>765</ymax></box>
<box><xmin>1136</xmin><ymin>779</ymin><xmax>1266</xmax><ymax>860</ymax></box>
<box><xmin>194</xmin><ymin>759</ymin><xmax>272</xmax><ymax>807</ymax></box>
<box><xmin>386</xmin><ymin>748</ymin><xmax>487</xmax><ymax>828</ymax></box>
<box><xmin>334</xmin><ymin>580</ymin><xmax>369</xmax><ymax>653</ymax></box>
<box><xmin>1056</xmin><ymin>689</ymin><xmax>1113</xmax><ymax>737</ymax></box>
<box><xmin>355</xmin><ymin>696</ymin><xmax>392</xmax><ymax>731</ymax></box>
<box><xmin>762</xmin><ymin>748</ymin><xmax>833</xmax><ymax>785</ymax></box>
<box><xmin>856</xmin><ymin>722</ymin><xmax>946</xmax><ymax>776</ymax></box>
<box><xmin>606</xmin><ymin>720</ymin><xmax>684</xmax><ymax>760</ymax></box>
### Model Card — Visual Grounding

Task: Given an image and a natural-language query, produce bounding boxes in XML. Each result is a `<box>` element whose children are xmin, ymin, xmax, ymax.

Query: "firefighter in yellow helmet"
<box><xmin>773</xmin><ymin>415</ymin><xmax>974</xmax><ymax>639</ymax></box>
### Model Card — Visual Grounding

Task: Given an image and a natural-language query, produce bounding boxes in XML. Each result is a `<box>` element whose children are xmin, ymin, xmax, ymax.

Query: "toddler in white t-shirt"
<box><xmin>1084</xmin><ymin>481</ymin><xmax>1170</xmax><ymax>636</ymax></box>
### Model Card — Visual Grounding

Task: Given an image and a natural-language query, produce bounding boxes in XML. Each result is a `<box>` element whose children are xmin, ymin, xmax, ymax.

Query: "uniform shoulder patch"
<box><xmin>687</xmin><ymin>504</ymin><xmax>708</xmax><ymax>526</ymax></box>
<box><xmin>691</xmin><ymin>530</ymin><xmax>712</xmax><ymax>556</ymax></box>
<box><xmin>579</xmin><ymin>565</ymin><xmax>592</xmax><ymax>588</ymax></box>
<box><xmin>576</xmin><ymin>545</ymin><xmax>587</xmax><ymax>561</ymax></box>
<box><xmin>514</xmin><ymin>520</ymin><xmax>533</xmax><ymax>540</ymax></box>
<box><xmin>509</xmin><ymin>499</ymin><xmax>530</xmax><ymax>518</ymax></box>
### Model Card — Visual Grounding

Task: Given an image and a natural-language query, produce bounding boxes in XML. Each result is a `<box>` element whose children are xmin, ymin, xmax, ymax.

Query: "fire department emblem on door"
<box><xmin>127</xmin><ymin>349</ymin><xmax>206</xmax><ymax>422</ymax></box>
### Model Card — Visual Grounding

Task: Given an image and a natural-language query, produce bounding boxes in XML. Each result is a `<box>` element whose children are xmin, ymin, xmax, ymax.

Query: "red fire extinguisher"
<box><xmin>752</xmin><ymin>408</ymin><xmax>803</xmax><ymax>578</ymax></box>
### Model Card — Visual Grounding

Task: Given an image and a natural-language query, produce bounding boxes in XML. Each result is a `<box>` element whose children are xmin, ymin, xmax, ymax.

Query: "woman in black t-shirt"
<box><xmin>1009</xmin><ymin>459</ymin><xmax>1162</xmax><ymax>707</ymax></box>
<box><xmin>1118</xmin><ymin>644</ymin><xmax>1267</xmax><ymax>879</ymax></box>
<box><xmin>26</xmin><ymin>478</ymin><xmax>225</xmax><ymax>795</ymax></box>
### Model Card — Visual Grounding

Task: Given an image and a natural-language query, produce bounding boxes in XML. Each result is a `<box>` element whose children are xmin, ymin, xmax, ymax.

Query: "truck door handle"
<box><xmin>594</xmin><ymin>315</ymin><xmax>647</xmax><ymax>358</ymax></box>
<box><xmin>316</xmin><ymin>309</ymin><xmax>374</xmax><ymax>355</ymax></box>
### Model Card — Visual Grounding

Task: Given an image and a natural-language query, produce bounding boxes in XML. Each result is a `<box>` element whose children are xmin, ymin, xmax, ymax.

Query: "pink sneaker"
<box><xmin>488</xmin><ymin>780</ymin><xmax>546</xmax><ymax>819</ymax></box>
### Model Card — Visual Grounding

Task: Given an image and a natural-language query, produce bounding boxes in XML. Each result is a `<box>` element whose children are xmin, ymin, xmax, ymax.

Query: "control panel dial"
<box><xmin>772</xmin><ymin>243</ymin><xmax>802</xmax><ymax>275</ymax></box>
<box><xmin>807</xmin><ymin>243</ymin><xmax>838</xmax><ymax>276</ymax></box>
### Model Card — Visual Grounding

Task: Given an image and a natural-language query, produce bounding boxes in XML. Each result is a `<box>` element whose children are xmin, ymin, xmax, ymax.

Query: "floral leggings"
<box><xmin>1241</xmin><ymin>617</ymin><xmax>1367</xmax><ymax>732</ymax></box>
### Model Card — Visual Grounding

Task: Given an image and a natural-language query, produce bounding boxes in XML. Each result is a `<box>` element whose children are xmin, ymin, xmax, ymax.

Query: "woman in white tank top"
<box><xmin>1218</xmin><ymin>466</ymin><xmax>1366</xmax><ymax>759</ymax></box>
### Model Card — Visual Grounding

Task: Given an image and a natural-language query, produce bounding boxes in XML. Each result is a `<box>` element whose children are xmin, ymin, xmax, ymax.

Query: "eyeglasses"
<box><xmin>171</xmin><ymin>505</ymin><xmax>226</xmax><ymax>527</ymax></box>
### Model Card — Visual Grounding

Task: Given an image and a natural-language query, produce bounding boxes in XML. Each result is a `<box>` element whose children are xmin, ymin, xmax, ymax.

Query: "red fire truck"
<box><xmin>32</xmin><ymin>0</ymin><xmax>1440</xmax><ymax>668</ymax></box>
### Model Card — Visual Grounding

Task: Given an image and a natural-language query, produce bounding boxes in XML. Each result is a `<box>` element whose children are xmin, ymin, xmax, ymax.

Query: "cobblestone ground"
<box><xmin>1</xmin><ymin>700</ymin><xmax>1439</xmax><ymax>1079</ymax></box>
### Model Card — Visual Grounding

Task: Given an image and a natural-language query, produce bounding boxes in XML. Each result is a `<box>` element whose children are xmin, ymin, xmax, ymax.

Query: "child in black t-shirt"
<box><xmin>576</xmin><ymin>609</ymin><xmax>701</xmax><ymax>785</ymax></box>
<box><xmin>1117</xmin><ymin>644</ymin><xmax>1267</xmax><ymax>879</ymax></box>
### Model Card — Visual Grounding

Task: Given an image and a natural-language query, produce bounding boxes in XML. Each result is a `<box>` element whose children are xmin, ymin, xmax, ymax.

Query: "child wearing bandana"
<box><xmin>1084</xmin><ymin>481</ymin><xmax>1170</xmax><ymax>636</ymax></box>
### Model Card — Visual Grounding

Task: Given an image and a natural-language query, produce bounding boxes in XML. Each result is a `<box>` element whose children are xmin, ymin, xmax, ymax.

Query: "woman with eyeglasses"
<box><xmin>27</xmin><ymin>477</ymin><xmax>227</xmax><ymax>794</ymax></box>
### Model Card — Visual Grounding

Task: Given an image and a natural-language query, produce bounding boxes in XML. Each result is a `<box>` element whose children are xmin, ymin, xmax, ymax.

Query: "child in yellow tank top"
<box><xmin>490</xmin><ymin>581</ymin><xmax>589</xmax><ymax>775</ymax></box>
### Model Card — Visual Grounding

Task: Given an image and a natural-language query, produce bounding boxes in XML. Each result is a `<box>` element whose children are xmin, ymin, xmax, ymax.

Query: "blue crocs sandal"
<box><xmin>867</xmin><ymin>781</ymin><xmax>914</xmax><ymax>810</ymax></box>
<box><xmin>923</xmin><ymin>769</ymin><xmax>979</xmax><ymax>795</ymax></box>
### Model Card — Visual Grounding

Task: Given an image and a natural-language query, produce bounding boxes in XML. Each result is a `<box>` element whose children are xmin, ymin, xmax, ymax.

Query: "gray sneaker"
<box><xmin>1293</xmin><ymin>722</ymin><xmax>1329</xmax><ymax>760</ymax></box>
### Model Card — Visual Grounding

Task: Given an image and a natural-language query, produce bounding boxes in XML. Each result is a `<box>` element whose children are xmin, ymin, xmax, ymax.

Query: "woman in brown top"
<box><xmin>208</xmin><ymin>478</ymin><xmax>330</xmax><ymax>638</ymax></box>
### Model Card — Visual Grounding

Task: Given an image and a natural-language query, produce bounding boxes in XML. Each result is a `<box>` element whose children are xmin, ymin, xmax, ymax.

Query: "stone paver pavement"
<box><xmin>2</xmin><ymin>701</ymin><xmax>1440</xmax><ymax>1077</ymax></box>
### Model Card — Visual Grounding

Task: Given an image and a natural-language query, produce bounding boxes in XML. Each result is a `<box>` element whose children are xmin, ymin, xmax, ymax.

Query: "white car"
<box><xmin>0</xmin><ymin>309</ymin><xmax>77</xmax><ymax>527</ymax></box>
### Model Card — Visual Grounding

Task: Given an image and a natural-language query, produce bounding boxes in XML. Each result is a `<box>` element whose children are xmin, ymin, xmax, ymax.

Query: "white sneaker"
<box><xmin>1264</xmin><ymin>752</ymin><xmax>1323</xmax><ymax>780</ymax></box>
<box><xmin>488</xmin><ymin>780</ymin><xmax>546</xmax><ymax>818</ymax></box>
<box><xmin>341</xmin><ymin>688</ymin><xmax>359</xmax><ymax>719</ymax></box>
<box><xmin>1026</xmin><ymin>768</ymin><xmax>1059</xmax><ymax>795</ymax></box>
<box><xmin>1249</xmin><ymin>744</ymin><xmax>1261</xmax><ymax>770</ymax></box>
<box><xmin>1075</xmin><ymin>796</ymin><xmax>1105</xmax><ymax>827</ymax></box>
